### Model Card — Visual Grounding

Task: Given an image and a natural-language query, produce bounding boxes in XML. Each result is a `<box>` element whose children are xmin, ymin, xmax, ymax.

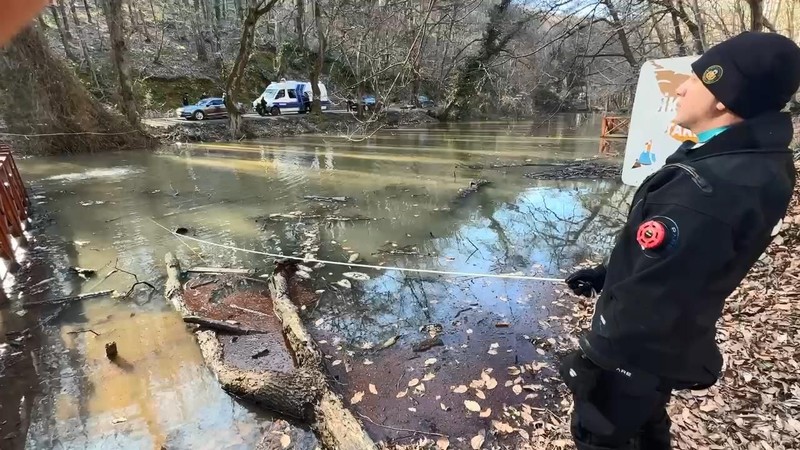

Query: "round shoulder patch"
<box><xmin>637</xmin><ymin>220</ymin><xmax>666</xmax><ymax>250</ymax></box>
<box><xmin>702</xmin><ymin>65</ymin><xmax>723</xmax><ymax>84</ymax></box>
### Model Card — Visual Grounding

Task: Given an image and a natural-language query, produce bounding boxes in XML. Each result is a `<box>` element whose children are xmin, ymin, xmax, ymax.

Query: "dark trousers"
<box><xmin>571</xmin><ymin>369</ymin><xmax>672</xmax><ymax>450</ymax></box>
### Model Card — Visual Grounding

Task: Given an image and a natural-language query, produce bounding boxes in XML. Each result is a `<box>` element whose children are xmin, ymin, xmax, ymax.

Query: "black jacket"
<box><xmin>581</xmin><ymin>112</ymin><xmax>796</xmax><ymax>387</ymax></box>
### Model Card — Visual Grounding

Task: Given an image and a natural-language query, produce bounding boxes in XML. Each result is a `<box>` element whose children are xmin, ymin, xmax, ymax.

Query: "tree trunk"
<box><xmin>105</xmin><ymin>0</ymin><xmax>141</xmax><ymax>128</ymax></box>
<box><xmin>50</xmin><ymin>6</ymin><xmax>78</xmax><ymax>61</ymax></box>
<box><xmin>0</xmin><ymin>25</ymin><xmax>143</xmax><ymax>154</ymax></box>
<box><xmin>225</xmin><ymin>0</ymin><xmax>279</xmax><ymax>137</ymax></box>
<box><xmin>58</xmin><ymin>0</ymin><xmax>73</xmax><ymax>39</ymax></box>
<box><xmin>747</xmin><ymin>0</ymin><xmax>764</xmax><ymax>31</ymax></box>
<box><xmin>234</xmin><ymin>0</ymin><xmax>243</xmax><ymax>21</ymax></box>
<box><xmin>69</xmin><ymin>0</ymin><xmax>81</xmax><ymax>26</ymax></box>
<box><xmin>310</xmin><ymin>0</ymin><xmax>324</xmax><ymax>114</ymax></box>
<box><xmin>126</xmin><ymin>0</ymin><xmax>138</xmax><ymax>32</ymax></box>
<box><xmin>83</xmin><ymin>0</ymin><xmax>93</xmax><ymax>23</ymax></box>
<box><xmin>674</xmin><ymin>0</ymin><xmax>703</xmax><ymax>54</ymax></box>
<box><xmin>441</xmin><ymin>0</ymin><xmax>529</xmax><ymax>120</ymax></box>
<box><xmin>688</xmin><ymin>0</ymin><xmax>706</xmax><ymax>52</ymax></box>
<box><xmin>295</xmin><ymin>0</ymin><xmax>305</xmax><ymax>47</ymax></box>
<box><xmin>193</xmin><ymin>0</ymin><xmax>209</xmax><ymax>62</ymax></box>
<box><xmin>648</xmin><ymin>0</ymin><xmax>670</xmax><ymax>56</ymax></box>
<box><xmin>163</xmin><ymin>255</ymin><xmax>378</xmax><ymax>449</ymax></box>
<box><xmin>670</xmin><ymin>7</ymin><xmax>687</xmax><ymax>56</ymax></box>
<box><xmin>602</xmin><ymin>0</ymin><xmax>638</xmax><ymax>68</ymax></box>
<box><xmin>215</xmin><ymin>0</ymin><xmax>222</xmax><ymax>22</ymax></box>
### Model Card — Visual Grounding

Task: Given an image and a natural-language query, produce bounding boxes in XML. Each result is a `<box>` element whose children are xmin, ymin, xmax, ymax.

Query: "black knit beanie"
<box><xmin>691</xmin><ymin>32</ymin><xmax>800</xmax><ymax>119</ymax></box>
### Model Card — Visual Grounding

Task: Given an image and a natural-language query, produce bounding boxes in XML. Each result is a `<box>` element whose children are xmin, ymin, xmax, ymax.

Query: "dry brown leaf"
<box><xmin>480</xmin><ymin>408</ymin><xmax>492</xmax><ymax>418</ymax></box>
<box><xmin>415</xmin><ymin>383</ymin><xmax>426</xmax><ymax>392</ymax></box>
<box><xmin>423</xmin><ymin>373</ymin><xmax>436</xmax><ymax>381</ymax></box>
<box><xmin>436</xmin><ymin>437</ymin><xmax>450</xmax><ymax>450</ymax></box>
<box><xmin>508</xmin><ymin>366</ymin><xmax>521</xmax><ymax>376</ymax></box>
<box><xmin>332</xmin><ymin>360</ymin><xmax>342</xmax><ymax>366</ymax></box>
<box><xmin>396</xmin><ymin>389</ymin><xmax>408</xmax><ymax>398</ymax></box>
<box><xmin>453</xmin><ymin>385</ymin><xmax>468</xmax><ymax>394</ymax></box>
<box><xmin>280</xmin><ymin>434</ymin><xmax>291</xmax><ymax>449</ymax></box>
<box><xmin>475</xmin><ymin>390</ymin><xmax>486</xmax><ymax>400</ymax></box>
<box><xmin>512</xmin><ymin>385</ymin><xmax>523</xmax><ymax>395</ymax></box>
<box><xmin>485</xmin><ymin>377</ymin><xmax>498</xmax><ymax>390</ymax></box>
<box><xmin>440</xmin><ymin>402</ymin><xmax>448</xmax><ymax>411</ymax></box>
<box><xmin>425</xmin><ymin>358</ymin><xmax>438</xmax><ymax>366</ymax></box>
<box><xmin>470</xmin><ymin>379</ymin><xmax>486</xmax><ymax>389</ymax></box>
<box><xmin>518</xmin><ymin>429</ymin><xmax>530</xmax><ymax>441</ymax></box>
<box><xmin>350</xmin><ymin>391</ymin><xmax>364</xmax><ymax>404</ymax></box>
<box><xmin>408</xmin><ymin>407</ymin><xmax>417</xmax><ymax>412</ymax></box>
<box><xmin>408</xmin><ymin>378</ymin><xmax>420</xmax><ymax>387</ymax></box>
<box><xmin>464</xmin><ymin>400</ymin><xmax>481</xmax><ymax>412</ymax></box>
<box><xmin>369</xmin><ymin>384</ymin><xmax>378</xmax><ymax>395</ymax></box>
<box><xmin>492</xmin><ymin>420</ymin><xmax>515</xmax><ymax>434</ymax></box>
<box><xmin>470</xmin><ymin>430</ymin><xmax>486</xmax><ymax>449</ymax></box>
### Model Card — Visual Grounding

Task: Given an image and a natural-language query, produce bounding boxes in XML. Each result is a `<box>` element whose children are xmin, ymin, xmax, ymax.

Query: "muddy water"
<box><xmin>5</xmin><ymin>115</ymin><xmax>631</xmax><ymax>449</ymax></box>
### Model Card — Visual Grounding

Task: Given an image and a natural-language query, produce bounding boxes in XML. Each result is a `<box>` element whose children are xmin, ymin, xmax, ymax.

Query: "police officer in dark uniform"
<box><xmin>560</xmin><ymin>32</ymin><xmax>800</xmax><ymax>450</ymax></box>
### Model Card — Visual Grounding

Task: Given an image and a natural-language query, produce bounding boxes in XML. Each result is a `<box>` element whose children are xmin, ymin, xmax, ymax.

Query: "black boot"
<box><xmin>638</xmin><ymin>408</ymin><xmax>671</xmax><ymax>450</ymax></box>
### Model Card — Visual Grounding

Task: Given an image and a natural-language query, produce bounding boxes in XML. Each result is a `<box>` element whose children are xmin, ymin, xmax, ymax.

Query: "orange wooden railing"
<box><xmin>0</xmin><ymin>143</ymin><xmax>29</xmax><ymax>273</ymax></box>
<box><xmin>599</xmin><ymin>115</ymin><xmax>630</xmax><ymax>154</ymax></box>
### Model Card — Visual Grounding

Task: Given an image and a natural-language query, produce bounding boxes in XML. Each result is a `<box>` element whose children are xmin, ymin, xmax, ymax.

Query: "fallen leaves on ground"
<box><xmin>423</xmin><ymin>373</ymin><xmax>436</xmax><ymax>381</ymax></box>
<box><xmin>279</xmin><ymin>434</ymin><xmax>291</xmax><ymax>449</ymax></box>
<box><xmin>436</xmin><ymin>437</ymin><xmax>450</xmax><ymax>449</ymax></box>
<box><xmin>424</xmin><ymin>358</ymin><xmax>437</xmax><ymax>366</ymax></box>
<box><xmin>470</xmin><ymin>430</ymin><xmax>486</xmax><ymax>449</ymax></box>
<box><xmin>350</xmin><ymin>391</ymin><xmax>364</xmax><ymax>405</ymax></box>
<box><xmin>453</xmin><ymin>385</ymin><xmax>468</xmax><ymax>394</ymax></box>
<box><xmin>369</xmin><ymin>384</ymin><xmax>378</xmax><ymax>395</ymax></box>
<box><xmin>408</xmin><ymin>378</ymin><xmax>420</xmax><ymax>387</ymax></box>
<box><xmin>480</xmin><ymin>408</ymin><xmax>492</xmax><ymax>418</ymax></box>
<box><xmin>464</xmin><ymin>400</ymin><xmax>481</xmax><ymax>412</ymax></box>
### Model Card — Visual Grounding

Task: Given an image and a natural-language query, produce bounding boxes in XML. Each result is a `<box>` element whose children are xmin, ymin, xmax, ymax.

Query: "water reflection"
<box><xmin>10</xmin><ymin>114</ymin><xmax>628</xmax><ymax>448</ymax></box>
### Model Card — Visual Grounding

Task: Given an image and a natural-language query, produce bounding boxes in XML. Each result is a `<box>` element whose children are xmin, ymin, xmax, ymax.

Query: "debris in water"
<box><xmin>350</xmin><ymin>391</ymin><xmax>364</xmax><ymax>404</ymax></box>
<box><xmin>315</xmin><ymin>289</ymin><xmax>325</xmax><ymax>294</ymax></box>
<box><xmin>336</xmin><ymin>279</ymin><xmax>352</xmax><ymax>289</ymax></box>
<box><xmin>111</xmin><ymin>417</ymin><xmax>128</xmax><ymax>424</ymax></box>
<box><xmin>348</xmin><ymin>253</ymin><xmax>360</xmax><ymax>263</ymax></box>
<box><xmin>379</xmin><ymin>335</ymin><xmax>399</xmax><ymax>349</ymax></box>
<box><xmin>412</xmin><ymin>336</ymin><xmax>444</xmax><ymax>352</ymax></box>
<box><xmin>295</xmin><ymin>270</ymin><xmax>311</xmax><ymax>279</ymax></box>
<box><xmin>74</xmin><ymin>240</ymin><xmax>90</xmax><ymax>247</ymax></box>
<box><xmin>343</xmin><ymin>272</ymin><xmax>370</xmax><ymax>281</ymax></box>
<box><xmin>297</xmin><ymin>264</ymin><xmax>313</xmax><ymax>273</ymax></box>
<box><xmin>175</xmin><ymin>227</ymin><xmax>189</xmax><ymax>235</ymax></box>
<box><xmin>105</xmin><ymin>341</ymin><xmax>118</xmax><ymax>360</ymax></box>
<box><xmin>304</xmin><ymin>195</ymin><xmax>349</xmax><ymax>203</ymax></box>
<box><xmin>69</xmin><ymin>267</ymin><xmax>96</xmax><ymax>279</ymax></box>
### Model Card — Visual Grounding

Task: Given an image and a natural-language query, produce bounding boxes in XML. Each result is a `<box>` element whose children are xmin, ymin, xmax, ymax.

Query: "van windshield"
<box><xmin>264</xmin><ymin>88</ymin><xmax>279</xmax><ymax>99</ymax></box>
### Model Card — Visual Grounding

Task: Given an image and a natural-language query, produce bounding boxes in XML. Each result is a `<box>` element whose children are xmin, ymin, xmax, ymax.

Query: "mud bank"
<box><xmin>148</xmin><ymin>110</ymin><xmax>439</xmax><ymax>143</ymax></box>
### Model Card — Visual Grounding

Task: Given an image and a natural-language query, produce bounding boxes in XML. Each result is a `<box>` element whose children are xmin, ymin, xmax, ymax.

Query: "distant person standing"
<box><xmin>182</xmin><ymin>93</ymin><xmax>190</xmax><ymax>106</ymax></box>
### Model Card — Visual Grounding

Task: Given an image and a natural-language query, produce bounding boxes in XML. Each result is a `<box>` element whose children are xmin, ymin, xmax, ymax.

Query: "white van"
<box><xmin>252</xmin><ymin>80</ymin><xmax>331</xmax><ymax>116</ymax></box>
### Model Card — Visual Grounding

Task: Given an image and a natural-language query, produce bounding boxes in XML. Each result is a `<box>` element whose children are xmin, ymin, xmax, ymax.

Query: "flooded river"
<box><xmin>3</xmin><ymin>115</ymin><xmax>631</xmax><ymax>449</ymax></box>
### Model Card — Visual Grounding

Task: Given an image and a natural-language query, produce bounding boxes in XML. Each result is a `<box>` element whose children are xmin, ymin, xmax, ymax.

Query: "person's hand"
<box><xmin>565</xmin><ymin>264</ymin><xmax>606</xmax><ymax>297</ymax></box>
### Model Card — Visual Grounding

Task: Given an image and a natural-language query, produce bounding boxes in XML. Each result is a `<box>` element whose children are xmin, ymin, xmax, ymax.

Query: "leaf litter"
<box><xmin>375</xmin><ymin>166</ymin><xmax>800</xmax><ymax>450</ymax></box>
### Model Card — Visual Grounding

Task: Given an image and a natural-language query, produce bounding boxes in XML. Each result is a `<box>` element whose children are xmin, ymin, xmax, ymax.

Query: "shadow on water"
<box><xmin>4</xmin><ymin>114</ymin><xmax>632</xmax><ymax>448</ymax></box>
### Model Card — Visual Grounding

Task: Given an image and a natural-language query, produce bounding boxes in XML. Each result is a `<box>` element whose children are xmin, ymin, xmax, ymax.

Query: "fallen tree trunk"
<box><xmin>183</xmin><ymin>316</ymin><xmax>265</xmax><ymax>334</ymax></box>
<box><xmin>164</xmin><ymin>254</ymin><xmax>376</xmax><ymax>450</ymax></box>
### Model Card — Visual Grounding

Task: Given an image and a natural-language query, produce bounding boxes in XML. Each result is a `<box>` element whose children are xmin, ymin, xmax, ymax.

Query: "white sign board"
<box><xmin>622</xmin><ymin>56</ymin><xmax>699</xmax><ymax>187</ymax></box>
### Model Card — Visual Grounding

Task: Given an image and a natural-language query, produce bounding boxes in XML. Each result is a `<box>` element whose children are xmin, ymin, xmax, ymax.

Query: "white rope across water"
<box><xmin>151</xmin><ymin>219</ymin><xmax>565</xmax><ymax>283</ymax></box>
